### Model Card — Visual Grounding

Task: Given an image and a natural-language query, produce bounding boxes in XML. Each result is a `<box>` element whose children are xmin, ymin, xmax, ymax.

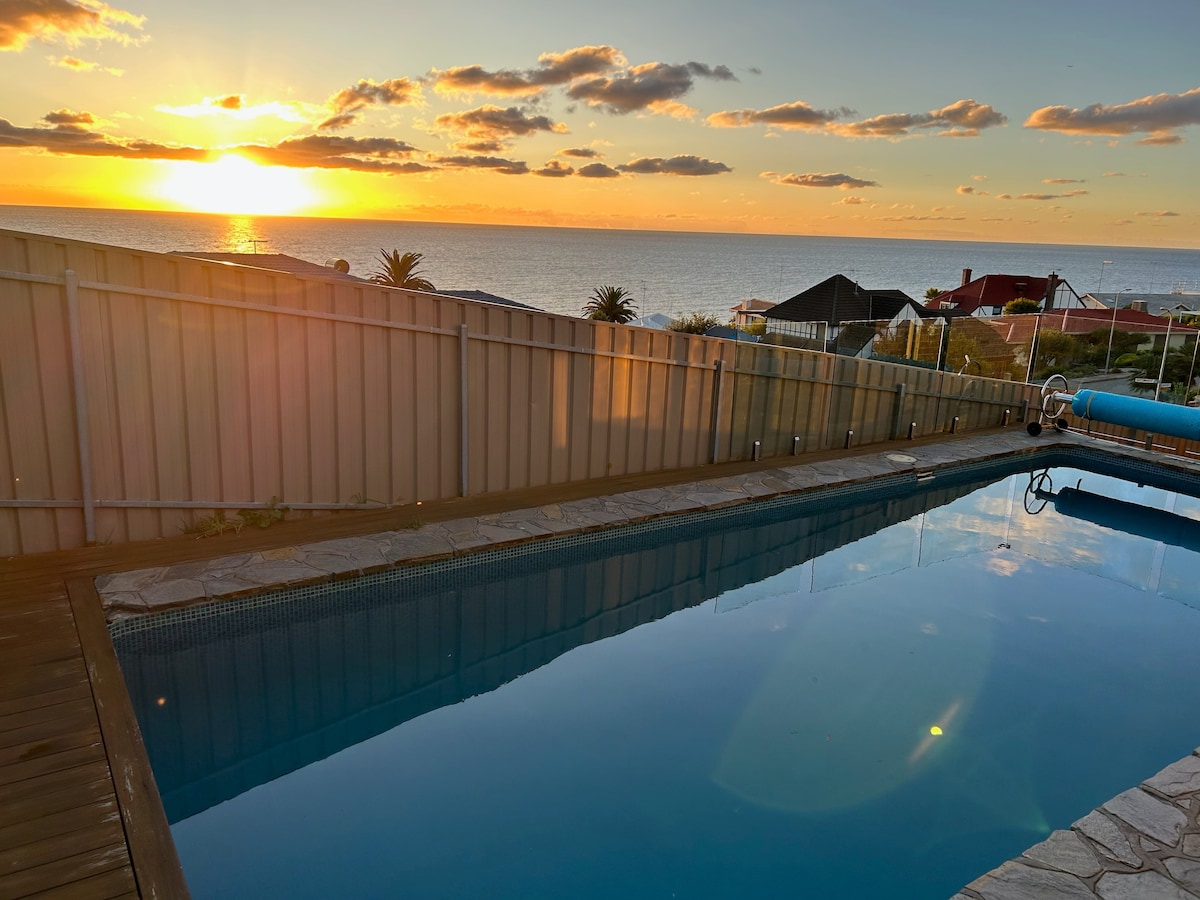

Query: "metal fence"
<box><xmin>0</xmin><ymin>228</ymin><xmax>1040</xmax><ymax>555</ymax></box>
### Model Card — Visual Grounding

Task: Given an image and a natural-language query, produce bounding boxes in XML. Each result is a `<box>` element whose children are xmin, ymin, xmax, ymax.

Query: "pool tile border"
<box><xmin>97</xmin><ymin>429</ymin><xmax>1048</xmax><ymax>623</ymax></box>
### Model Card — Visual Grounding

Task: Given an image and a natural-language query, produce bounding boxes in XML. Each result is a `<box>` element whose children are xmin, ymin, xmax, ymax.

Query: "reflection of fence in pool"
<box><xmin>113</xmin><ymin>470</ymin><xmax>1001</xmax><ymax>824</ymax></box>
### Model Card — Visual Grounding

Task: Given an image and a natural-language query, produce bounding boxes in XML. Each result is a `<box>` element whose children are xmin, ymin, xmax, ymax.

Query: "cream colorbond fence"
<box><xmin>0</xmin><ymin>229</ymin><xmax>1039</xmax><ymax>556</ymax></box>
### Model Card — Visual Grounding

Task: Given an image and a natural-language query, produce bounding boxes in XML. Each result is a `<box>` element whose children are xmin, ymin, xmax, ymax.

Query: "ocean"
<box><xmin>2</xmin><ymin>205</ymin><xmax>1198</xmax><ymax>321</ymax></box>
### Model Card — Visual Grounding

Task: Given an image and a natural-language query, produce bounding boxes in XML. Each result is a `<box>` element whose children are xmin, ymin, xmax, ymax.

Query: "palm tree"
<box><xmin>583</xmin><ymin>285</ymin><xmax>637</xmax><ymax>324</ymax></box>
<box><xmin>369</xmin><ymin>249</ymin><xmax>435</xmax><ymax>291</ymax></box>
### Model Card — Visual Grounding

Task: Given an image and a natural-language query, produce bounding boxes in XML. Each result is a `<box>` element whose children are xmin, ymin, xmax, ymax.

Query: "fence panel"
<box><xmin>0</xmin><ymin>228</ymin><xmax>1041</xmax><ymax>556</ymax></box>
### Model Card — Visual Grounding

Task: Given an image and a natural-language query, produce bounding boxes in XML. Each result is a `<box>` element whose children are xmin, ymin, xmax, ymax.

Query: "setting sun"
<box><xmin>155</xmin><ymin>154</ymin><xmax>318</xmax><ymax>216</ymax></box>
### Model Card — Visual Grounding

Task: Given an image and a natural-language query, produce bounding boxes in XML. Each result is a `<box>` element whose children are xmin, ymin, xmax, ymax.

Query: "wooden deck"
<box><xmin>0</xmin><ymin>431</ymin><xmax>1004</xmax><ymax>899</ymax></box>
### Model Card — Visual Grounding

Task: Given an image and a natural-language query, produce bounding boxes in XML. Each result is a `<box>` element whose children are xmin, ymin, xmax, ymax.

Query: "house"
<box><xmin>989</xmin><ymin>308</ymin><xmax>1197</xmax><ymax>353</ymax></box>
<box><xmin>764</xmin><ymin>274</ymin><xmax>934</xmax><ymax>356</ymax></box>
<box><xmin>729</xmin><ymin>297</ymin><xmax>775</xmax><ymax>329</ymax></box>
<box><xmin>435</xmin><ymin>289</ymin><xmax>541</xmax><ymax>311</ymax></box>
<box><xmin>171</xmin><ymin>252</ymin><xmax>365</xmax><ymax>281</ymax></box>
<box><xmin>171</xmin><ymin>252</ymin><xmax>541</xmax><ymax>310</ymax></box>
<box><xmin>927</xmin><ymin>268</ymin><xmax>1083</xmax><ymax>316</ymax></box>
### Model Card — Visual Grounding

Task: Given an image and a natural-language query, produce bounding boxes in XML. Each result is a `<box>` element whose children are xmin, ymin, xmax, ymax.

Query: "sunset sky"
<box><xmin>2</xmin><ymin>0</ymin><xmax>1198</xmax><ymax>246</ymax></box>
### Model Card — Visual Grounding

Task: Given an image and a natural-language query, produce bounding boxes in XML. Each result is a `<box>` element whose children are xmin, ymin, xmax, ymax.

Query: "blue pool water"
<box><xmin>112</xmin><ymin>452</ymin><xmax>1200</xmax><ymax>899</ymax></box>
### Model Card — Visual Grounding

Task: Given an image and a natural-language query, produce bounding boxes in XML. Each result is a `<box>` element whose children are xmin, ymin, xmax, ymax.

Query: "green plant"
<box><xmin>582</xmin><ymin>285</ymin><xmax>637</xmax><ymax>323</ymax></box>
<box><xmin>238</xmin><ymin>497</ymin><xmax>289</xmax><ymax>529</ymax></box>
<box><xmin>182</xmin><ymin>497</ymin><xmax>289</xmax><ymax>538</ymax></box>
<box><xmin>369</xmin><ymin>250</ymin><xmax>435</xmax><ymax>290</ymax></box>
<box><xmin>1002</xmin><ymin>298</ymin><xmax>1040</xmax><ymax>315</ymax></box>
<box><xmin>667</xmin><ymin>312</ymin><xmax>722</xmax><ymax>334</ymax></box>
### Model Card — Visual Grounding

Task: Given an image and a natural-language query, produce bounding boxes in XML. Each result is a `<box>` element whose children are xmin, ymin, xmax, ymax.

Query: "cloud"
<box><xmin>1016</xmin><ymin>189</ymin><xmax>1089</xmax><ymax>200</ymax></box>
<box><xmin>1135</xmin><ymin>210</ymin><xmax>1180</xmax><ymax>218</ymax></box>
<box><xmin>42</xmin><ymin>107</ymin><xmax>93</xmax><ymax>128</ymax></box>
<box><xmin>533</xmin><ymin>160</ymin><xmax>573</xmax><ymax>178</ymax></box>
<box><xmin>430</xmin><ymin>45</ymin><xmax>624</xmax><ymax>96</ymax></box>
<box><xmin>0</xmin><ymin>0</ymin><xmax>144</xmax><ymax>52</ymax></box>
<box><xmin>956</xmin><ymin>185</ymin><xmax>989</xmax><ymax>196</ymax></box>
<box><xmin>48</xmin><ymin>53</ymin><xmax>121</xmax><ymax>74</ymax></box>
<box><xmin>1042</xmin><ymin>177</ymin><xmax>1085</xmax><ymax>184</ymax></box>
<box><xmin>831</xmin><ymin>99</ymin><xmax>1006</xmax><ymax>138</ymax></box>
<box><xmin>996</xmin><ymin>193</ymin><xmax>1012</xmax><ymax>200</ymax></box>
<box><xmin>1102</xmin><ymin>171</ymin><xmax>1130</xmax><ymax>177</ymax></box>
<box><xmin>239</xmin><ymin>134</ymin><xmax>431</xmax><ymax>173</ymax></box>
<box><xmin>558</xmin><ymin>146</ymin><xmax>599</xmax><ymax>158</ymax></box>
<box><xmin>836</xmin><ymin>196</ymin><xmax>866</xmax><ymax>205</ymax></box>
<box><xmin>434</xmin><ymin>105</ymin><xmax>566</xmax><ymax>141</ymax></box>
<box><xmin>616</xmin><ymin>155</ymin><xmax>731</xmax><ymax>176</ymax></box>
<box><xmin>1025</xmin><ymin>86</ymin><xmax>1200</xmax><ymax>144</ymax></box>
<box><xmin>706</xmin><ymin>100</ymin><xmax>851</xmax><ymax>130</ymax></box>
<box><xmin>0</xmin><ymin>113</ymin><xmax>207</xmax><ymax>159</ymax></box>
<box><xmin>567</xmin><ymin>60</ymin><xmax>733</xmax><ymax>115</ymax></box>
<box><xmin>971</xmin><ymin>174</ymin><xmax>988</xmax><ymax>181</ymax></box>
<box><xmin>762</xmin><ymin>171</ymin><xmax>879</xmax><ymax>189</ymax></box>
<box><xmin>577</xmin><ymin>162</ymin><xmax>620</xmax><ymax>178</ymax></box>
<box><xmin>157</xmin><ymin>94</ymin><xmax>314</xmax><ymax>123</ymax></box>
<box><xmin>881</xmin><ymin>214</ymin><xmax>966</xmax><ymax>221</ymax></box>
<box><xmin>453</xmin><ymin>139</ymin><xmax>506</xmax><ymax>153</ymax></box>
<box><xmin>425</xmin><ymin>153</ymin><xmax>528</xmax><ymax>175</ymax></box>
<box><xmin>319</xmin><ymin>77</ymin><xmax>421</xmax><ymax>130</ymax></box>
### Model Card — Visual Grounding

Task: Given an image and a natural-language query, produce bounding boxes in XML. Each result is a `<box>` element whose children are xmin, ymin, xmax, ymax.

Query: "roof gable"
<box><xmin>768</xmin><ymin>274</ymin><xmax>916</xmax><ymax>324</ymax></box>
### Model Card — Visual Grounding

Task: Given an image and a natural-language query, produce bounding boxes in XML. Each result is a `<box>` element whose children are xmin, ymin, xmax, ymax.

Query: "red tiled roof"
<box><xmin>926</xmin><ymin>274</ymin><xmax>1074</xmax><ymax>314</ymax></box>
<box><xmin>985</xmin><ymin>309</ymin><xmax>1196</xmax><ymax>342</ymax></box>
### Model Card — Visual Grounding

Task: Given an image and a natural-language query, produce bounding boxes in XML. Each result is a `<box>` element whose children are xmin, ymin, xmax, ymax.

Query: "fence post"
<box><xmin>65</xmin><ymin>270</ymin><xmax>96</xmax><ymax>544</ymax></box>
<box><xmin>709</xmin><ymin>358</ymin><xmax>725</xmax><ymax>464</ymax></box>
<box><xmin>892</xmin><ymin>383</ymin><xmax>907</xmax><ymax>439</ymax></box>
<box><xmin>459</xmin><ymin>323</ymin><xmax>469</xmax><ymax>497</ymax></box>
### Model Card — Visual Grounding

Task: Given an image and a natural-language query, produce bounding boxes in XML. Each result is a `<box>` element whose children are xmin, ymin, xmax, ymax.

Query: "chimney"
<box><xmin>961</xmin><ymin>268</ymin><xmax>972</xmax><ymax>286</ymax></box>
<box><xmin>1131</xmin><ymin>300</ymin><xmax>1147</xmax><ymax>313</ymax></box>
<box><xmin>1044</xmin><ymin>271</ymin><xmax>1060</xmax><ymax>310</ymax></box>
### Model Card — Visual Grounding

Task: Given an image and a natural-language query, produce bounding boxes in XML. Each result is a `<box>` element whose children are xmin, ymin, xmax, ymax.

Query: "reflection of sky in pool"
<box><xmin>115</xmin><ymin>464</ymin><xmax>1200</xmax><ymax>899</ymax></box>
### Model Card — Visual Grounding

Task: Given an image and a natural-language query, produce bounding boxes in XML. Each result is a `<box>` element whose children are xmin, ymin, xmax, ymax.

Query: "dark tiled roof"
<box><xmin>169</xmin><ymin>252</ymin><xmax>364</xmax><ymax>281</ymax></box>
<box><xmin>767</xmin><ymin>274</ymin><xmax>917</xmax><ymax>324</ymax></box>
<box><xmin>436</xmin><ymin>289</ymin><xmax>540</xmax><ymax>311</ymax></box>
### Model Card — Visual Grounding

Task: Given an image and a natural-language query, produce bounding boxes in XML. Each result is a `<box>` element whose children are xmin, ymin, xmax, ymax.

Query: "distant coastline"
<box><xmin>3</xmin><ymin>204</ymin><xmax>1197</xmax><ymax>320</ymax></box>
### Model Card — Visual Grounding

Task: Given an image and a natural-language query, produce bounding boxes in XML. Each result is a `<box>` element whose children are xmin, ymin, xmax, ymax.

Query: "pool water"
<box><xmin>113</xmin><ymin>456</ymin><xmax>1200</xmax><ymax>899</ymax></box>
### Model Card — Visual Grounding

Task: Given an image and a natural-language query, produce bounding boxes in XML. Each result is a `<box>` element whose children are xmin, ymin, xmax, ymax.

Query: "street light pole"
<box><xmin>1186</xmin><ymin>332</ymin><xmax>1199</xmax><ymax>407</ymax></box>
<box><xmin>1154</xmin><ymin>309</ymin><xmax>1173</xmax><ymax>402</ymax></box>
<box><xmin>1097</xmin><ymin>259</ymin><xmax>1113</xmax><ymax>295</ymax></box>
<box><xmin>1103</xmin><ymin>287</ymin><xmax>1130</xmax><ymax>373</ymax></box>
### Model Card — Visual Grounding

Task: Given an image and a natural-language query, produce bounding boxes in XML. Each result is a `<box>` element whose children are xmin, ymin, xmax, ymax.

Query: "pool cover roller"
<box><xmin>1069</xmin><ymin>389</ymin><xmax>1200</xmax><ymax>441</ymax></box>
<box><xmin>1031</xmin><ymin>375</ymin><xmax>1200</xmax><ymax>441</ymax></box>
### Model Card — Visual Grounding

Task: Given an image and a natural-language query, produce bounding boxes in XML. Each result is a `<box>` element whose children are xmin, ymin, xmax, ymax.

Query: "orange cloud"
<box><xmin>1025</xmin><ymin>86</ymin><xmax>1200</xmax><ymax>144</ymax></box>
<box><xmin>430</xmin><ymin>45</ymin><xmax>624</xmax><ymax>97</ymax></box>
<box><xmin>706</xmin><ymin>100</ymin><xmax>851</xmax><ymax>130</ymax></box>
<box><xmin>319</xmin><ymin>77</ymin><xmax>422</xmax><ymax>130</ymax></box>
<box><xmin>0</xmin><ymin>0</ymin><xmax>144</xmax><ymax>51</ymax></box>
<box><xmin>830</xmin><ymin>99</ymin><xmax>1006</xmax><ymax>138</ymax></box>
<box><xmin>763</xmin><ymin>171</ymin><xmax>879</xmax><ymax>189</ymax></box>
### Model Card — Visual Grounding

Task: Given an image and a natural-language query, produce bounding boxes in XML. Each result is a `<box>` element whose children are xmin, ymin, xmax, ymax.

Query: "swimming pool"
<box><xmin>112</xmin><ymin>451</ymin><xmax>1200</xmax><ymax>898</ymax></box>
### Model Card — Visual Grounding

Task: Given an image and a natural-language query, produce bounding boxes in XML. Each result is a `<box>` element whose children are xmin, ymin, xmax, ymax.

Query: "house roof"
<box><xmin>985</xmin><ymin>309</ymin><xmax>1198</xmax><ymax>342</ymax></box>
<box><xmin>927</xmin><ymin>273</ymin><xmax>1079</xmax><ymax>314</ymax></box>
<box><xmin>766</xmin><ymin>274</ymin><xmax>917</xmax><ymax>324</ymax></box>
<box><xmin>629</xmin><ymin>313</ymin><xmax>674</xmax><ymax>330</ymax></box>
<box><xmin>435</xmin><ymin>289</ymin><xmax>540</xmax><ymax>311</ymax></box>
<box><xmin>730</xmin><ymin>297</ymin><xmax>776</xmax><ymax>313</ymax></box>
<box><xmin>169</xmin><ymin>252</ymin><xmax>364</xmax><ymax>281</ymax></box>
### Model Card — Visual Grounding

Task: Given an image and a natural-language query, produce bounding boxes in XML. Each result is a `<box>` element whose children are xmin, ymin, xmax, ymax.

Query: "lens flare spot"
<box><xmin>930</xmin><ymin>725</ymin><xmax>943</xmax><ymax>736</ymax></box>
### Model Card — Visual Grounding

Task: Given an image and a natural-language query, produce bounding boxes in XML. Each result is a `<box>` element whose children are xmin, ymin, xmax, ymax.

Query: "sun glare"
<box><xmin>156</xmin><ymin>154</ymin><xmax>318</xmax><ymax>216</ymax></box>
